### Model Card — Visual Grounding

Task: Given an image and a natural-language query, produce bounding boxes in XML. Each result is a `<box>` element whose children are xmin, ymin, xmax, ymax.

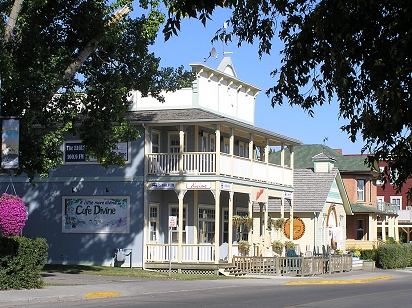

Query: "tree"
<box><xmin>0</xmin><ymin>0</ymin><xmax>194</xmax><ymax>181</ymax></box>
<box><xmin>164</xmin><ymin>0</ymin><xmax>412</xmax><ymax>197</ymax></box>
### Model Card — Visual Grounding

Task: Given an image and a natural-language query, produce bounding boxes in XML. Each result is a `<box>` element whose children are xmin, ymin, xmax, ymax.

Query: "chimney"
<box><xmin>334</xmin><ymin>149</ymin><xmax>342</xmax><ymax>155</ymax></box>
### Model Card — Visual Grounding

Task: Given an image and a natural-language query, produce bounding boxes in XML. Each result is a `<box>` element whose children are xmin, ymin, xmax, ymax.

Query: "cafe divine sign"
<box><xmin>63</xmin><ymin>197</ymin><xmax>130</xmax><ymax>233</ymax></box>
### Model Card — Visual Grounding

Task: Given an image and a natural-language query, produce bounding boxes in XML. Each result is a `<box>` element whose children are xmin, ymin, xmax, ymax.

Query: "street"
<box><xmin>7</xmin><ymin>271</ymin><xmax>412</xmax><ymax>308</ymax></box>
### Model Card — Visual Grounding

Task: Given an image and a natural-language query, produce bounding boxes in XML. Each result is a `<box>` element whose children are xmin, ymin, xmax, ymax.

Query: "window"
<box><xmin>236</xmin><ymin>208</ymin><xmax>249</xmax><ymax>241</ymax></box>
<box><xmin>201</xmin><ymin>133</ymin><xmax>209</xmax><ymax>152</ymax></box>
<box><xmin>357</xmin><ymin>179</ymin><xmax>365</xmax><ymax>201</ymax></box>
<box><xmin>198</xmin><ymin>207</ymin><xmax>215</xmax><ymax>243</ymax></box>
<box><xmin>357</xmin><ymin>219</ymin><xmax>365</xmax><ymax>240</ymax></box>
<box><xmin>390</xmin><ymin>196</ymin><xmax>402</xmax><ymax>211</ymax></box>
<box><xmin>210</xmin><ymin>135</ymin><xmax>215</xmax><ymax>152</ymax></box>
<box><xmin>239</xmin><ymin>142</ymin><xmax>244</xmax><ymax>157</ymax></box>
<box><xmin>223</xmin><ymin>210</ymin><xmax>229</xmax><ymax>243</ymax></box>
<box><xmin>169</xmin><ymin>206</ymin><xmax>186</xmax><ymax>243</ymax></box>
<box><xmin>151</xmin><ymin>131</ymin><xmax>160</xmax><ymax>153</ymax></box>
<box><xmin>169</xmin><ymin>133</ymin><xmax>180</xmax><ymax>153</ymax></box>
<box><xmin>223</xmin><ymin>138</ymin><xmax>230</xmax><ymax>154</ymax></box>
<box><xmin>149</xmin><ymin>205</ymin><xmax>158</xmax><ymax>242</ymax></box>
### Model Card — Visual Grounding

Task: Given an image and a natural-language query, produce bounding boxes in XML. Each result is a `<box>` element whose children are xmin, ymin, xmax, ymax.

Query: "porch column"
<box><xmin>228</xmin><ymin>190</ymin><xmax>234</xmax><ymax>262</ymax></box>
<box><xmin>214</xmin><ymin>181</ymin><xmax>221</xmax><ymax>263</ymax></box>
<box><xmin>264</xmin><ymin>138</ymin><xmax>269</xmax><ymax>183</ymax></box>
<box><xmin>230</xmin><ymin>128</ymin><xmax>234</xmax><ymax>177</ymax></box>
<box><xmin>179</xmin><ymin>125</ymin><xmax>184</xmax><ymax>176</ymax></box>
<box><xmin>369</xmin><ymin>214</ymin><xmax>378</xmax><ymax>242</ymax></box>
<box><xmin>178</xmin><ymin>186</ymin><xmax>184</xmax><ymax>262</ymax></box>
<box><xmin>215</xmin><ymin>125</ymin><xmax>221</xmax><ymax>175</ymax></box>
<box><xmin>289</xmin><ymin>194</ymin><xmax>294</xmax><ymax>244</ymax></box>
<box><xmin>394</xmin><ymin>216</ymin><xmax>399</xmax><ymax>241</ymax></box>
<box><xmin>381</xmin><ymin>218</ymin><xmax>386</xmax><ymax>241</ymax></box>
<box><xmin>263</xmin><ymin>201</ymin><xmax>270</xmax><ymax>254</ymax></box>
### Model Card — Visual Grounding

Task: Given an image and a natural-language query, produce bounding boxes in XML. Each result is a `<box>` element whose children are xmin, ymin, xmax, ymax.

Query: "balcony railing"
<box><xmin>147</xmin><ymin>152</ymin><xmax>293</xmax><ymax>186</ymax></box>
<box><xmin>377</xmin><ymin>201</ymin><xmax>398</xmax><ymax>214</ymax></box>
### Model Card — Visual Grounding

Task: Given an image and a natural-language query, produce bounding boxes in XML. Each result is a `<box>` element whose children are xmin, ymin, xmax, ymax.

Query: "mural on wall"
<box><xmin>63</xmin><ymin>197</ymin><xmax>130</xmax><ymax>233</ymax></box>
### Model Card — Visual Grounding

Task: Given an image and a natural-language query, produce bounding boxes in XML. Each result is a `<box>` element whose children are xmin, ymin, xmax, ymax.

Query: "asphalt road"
<box><xmin>5</xmin><ymin>269</ymin><xmax>412</xmax><ymax>308</ymax></box>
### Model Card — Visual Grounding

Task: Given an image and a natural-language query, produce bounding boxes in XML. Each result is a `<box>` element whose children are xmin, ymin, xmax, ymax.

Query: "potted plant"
<box><xmin>237</xmin><ymin>240</ymin><xmax>250</xmax><ymax>256</ymax></box>
<box><xmin>271</xmin><ymin>240</ymin><xmax>284</xmax><ymax>255</ymax></box>
<box><xmin>284</xmin><ymin>240</ymin><xmax>295</xmax><ymax>250</ymax></box>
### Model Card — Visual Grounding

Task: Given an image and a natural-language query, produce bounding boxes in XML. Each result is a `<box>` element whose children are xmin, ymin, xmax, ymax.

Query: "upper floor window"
<box><xmin>390</xmin><ymin>196</ymin><xmax>402</xmax><ymax>211</ymax></box>
<box><xmin>210</xmin><ymin>135</ymin><xmax>215</xmax><ymax>152</ymax></box>
<box><xmin>239</xmin><ymin>142</ymin><xmax>244</xmax><ymax>157</ymax></box>
<box><xmin>168</xmin><ymin>132</ymin><xmax>186</xmax><ymax>153</ymax></box>
<box><xmin>151</xmin><ymin>131</ymin><xmax>160</xmax><ymax>153</ymax></box>
<box><xmin>357</xmin><ymin>179</ymin><xmax>365</xmax><ymax>202</ymax></box>
<box><xmin>223</xmin><ymin>138</ymin><xmax>230</xmax><ymax>154</ymax></box>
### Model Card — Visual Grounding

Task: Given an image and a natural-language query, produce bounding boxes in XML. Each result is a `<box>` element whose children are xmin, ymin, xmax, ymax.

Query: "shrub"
<box><xmin>0</xmin><ymin>193</ymin><xmax>26</xmax><ymax>236</ymax></box>
<box><xmin>0</xmin><ymin>236</ymin><xmax>48</xmax><ymax>289</ymax></box>
<box><xmin>377</xmin><ymin>244</ymin><xmax>408</xmax><ymax>269</ymax></box>
<box><xmin>360</xmin><ymin>249</ymin><xmax>377</xmax><ymax>261</ymax></box>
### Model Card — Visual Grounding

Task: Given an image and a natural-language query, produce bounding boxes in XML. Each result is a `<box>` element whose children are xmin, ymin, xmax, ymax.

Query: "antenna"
<box><xmin>204</xmin><ymin>47</ymin><xmax>217</xmax><ymax>63</ymax></box>
<box><xmin>323</xmin><ymin>137</ymin><xmax>328</xmax><ymax>152</ymax></box>
<box><xmin>221</xmin><ymin>22</ymin><xmax>233</xmax><ymax>57</ymax></box>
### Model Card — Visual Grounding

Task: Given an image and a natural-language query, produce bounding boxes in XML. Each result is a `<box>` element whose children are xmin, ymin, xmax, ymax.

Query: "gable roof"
<box><xmin>293</xmin><ymin>168</ymin><xmax>351</xmax><ymax>214</ymax></box>
<box><xmin>270</xmin><ymin>144</ymin><xmax>374</xmax><ymax>173</ymax></box>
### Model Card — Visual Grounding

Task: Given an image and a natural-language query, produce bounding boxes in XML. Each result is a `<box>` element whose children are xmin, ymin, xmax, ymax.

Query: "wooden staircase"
<box><xmin>218</xmin><ymin>264</ymin><xmax>246</xmax><ymax>276</ymax></box>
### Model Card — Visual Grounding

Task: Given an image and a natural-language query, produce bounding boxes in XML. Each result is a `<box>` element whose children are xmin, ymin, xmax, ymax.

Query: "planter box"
<box><xmin>362</xmin><ymin>260</ymin><xmax>375</xmax><ymax>270</ymax></box>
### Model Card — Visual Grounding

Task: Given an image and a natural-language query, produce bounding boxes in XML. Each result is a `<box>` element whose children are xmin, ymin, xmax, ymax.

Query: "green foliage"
<box><xmin>360</xmin><ymin>249</ymin><xmax>377</xmax><ymax>262</ymax></box>
<box><xmin>377</xmin><ymin>244</ymin><xmax>409</xmax><ymax>269</ymax></box>
<box><xmin>164</xmin><ymin>0</ymin><xmax>412</xmax><ymax>198</ymax></box>
<box><xmin>284</xmin><ymin>240</ymin><xmax>295</xmax><ymax>249</ymax></box>
<box><xmin>0</xmin><ymin>236</ymin><xmax>48</xmax><ymax>289</ymax></box>
<box><xmin>0</xmin><ymin>0</ymin><xmax>194</xmax><ymax>181</ymax></box>
<box><xmin>271</xmin><ymin>240</ymin><xmax>284</xmax><ymax>255</ymax></box>
<box><xmin>237</xmin><ymin>240</ymin><xmax>250</xmax><ymax>255</ymax></box>
<box><xmin>385</xmin><ymin>237</ymin><xmax>397</xmax><ymax>244</ymax></box>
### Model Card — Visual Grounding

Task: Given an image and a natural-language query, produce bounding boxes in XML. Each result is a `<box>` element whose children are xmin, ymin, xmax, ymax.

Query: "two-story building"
<box><xmin>377</xmin><ymin>161</ymin><xmax>412</xmax><ymax>243</ymax></box>
<box><xmin>271</xmin><ymin>144</ymin><xmax>398</xmax><ymax>251</ymax></box>
<box><xmin>13</xmin><ymin>57</ymin><xmax>302</xmax><ymax>271</ymax></box>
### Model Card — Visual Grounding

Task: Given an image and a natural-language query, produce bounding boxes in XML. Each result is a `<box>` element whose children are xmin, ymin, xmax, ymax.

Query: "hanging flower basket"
<box><xmin>232</xmin><ymin>215</ymin><xmax>243</xmax><ymax>229</ymax></box>
<box><xmin>242</xmin><ymin>215</ymin><xmax>253</xmax><ymax>230</ymax></box>
<box><xmin>0</xmin><ymin>193</ymin><xmax>27</xmax><ymax>236</ymax></box>
<box><xmin>273</xmin><ymin>218</ymin><xmax>285</xmax><ymax>231</ymax></box>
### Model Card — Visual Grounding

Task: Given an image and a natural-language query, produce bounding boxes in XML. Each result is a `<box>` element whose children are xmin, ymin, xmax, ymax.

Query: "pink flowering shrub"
<box><xmin>0</xmin><ymin>193</ymin><xmax>27</xmax><ymax>236</ymax></box>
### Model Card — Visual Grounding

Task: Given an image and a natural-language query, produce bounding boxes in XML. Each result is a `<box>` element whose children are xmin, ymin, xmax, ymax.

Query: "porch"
<box><xmin>144</xmin><ymin>254</ymin><xmax>353</xmax><ymax>277</ymax></box>
<box><xmin>147</xmin><ymin>152</ymin><xmax>292</xmax><ymax>185</ymax></box>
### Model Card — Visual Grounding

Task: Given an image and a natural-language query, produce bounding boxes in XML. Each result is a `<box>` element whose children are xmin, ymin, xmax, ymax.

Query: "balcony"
<box><xmin>147</xmin><ymin>152</ymin><xmax>292</xmax><ymax>186</ymax></box>
<box><xmin>377</xmin><ymin>201</ymin><xmax>398</xmax><ymax>214</ymax></box>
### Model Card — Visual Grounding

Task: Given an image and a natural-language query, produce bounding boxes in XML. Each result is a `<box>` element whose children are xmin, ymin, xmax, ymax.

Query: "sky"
<box><xmin>146</xmin><ymin>7</ymin><xmax>366</xmax><ymax>155</ymax></box>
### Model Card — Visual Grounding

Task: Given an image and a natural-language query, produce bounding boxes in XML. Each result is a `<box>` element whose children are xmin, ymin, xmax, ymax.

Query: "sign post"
<box><xmin>168</xmin><ymin>216</ymin><xmax>177</xmax><ymax>276</ymax></box>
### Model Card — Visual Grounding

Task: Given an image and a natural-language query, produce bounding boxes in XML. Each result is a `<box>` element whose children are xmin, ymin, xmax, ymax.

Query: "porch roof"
<box><xmin>126</xmin><ymin>108</ymin><xmax>302</xmax><ymax>146</ymax></box>
<box><xmin>350</xmin><ymin>203</ymin><xmax>389</xmax><ymax>215</ymax></box>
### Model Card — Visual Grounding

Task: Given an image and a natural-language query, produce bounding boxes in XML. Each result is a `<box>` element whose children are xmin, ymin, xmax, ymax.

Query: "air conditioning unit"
<box><xmin>406</xmin><ymin>206</ymin><xmax>412</xmax><ymax>210</ymax></box>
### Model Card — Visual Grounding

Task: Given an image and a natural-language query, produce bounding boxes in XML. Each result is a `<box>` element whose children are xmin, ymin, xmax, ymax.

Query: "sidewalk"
<box><xmin>0</xmin><ymin>268</ymin><xmax>409</xmax><ymax>307</ymax></box>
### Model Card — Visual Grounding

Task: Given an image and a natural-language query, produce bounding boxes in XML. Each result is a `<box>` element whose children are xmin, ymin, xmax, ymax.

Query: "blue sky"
<box><xmin>147</xmin><ymin>7</ymin><xmax>365</xmax><ymax>154</ymax></box>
